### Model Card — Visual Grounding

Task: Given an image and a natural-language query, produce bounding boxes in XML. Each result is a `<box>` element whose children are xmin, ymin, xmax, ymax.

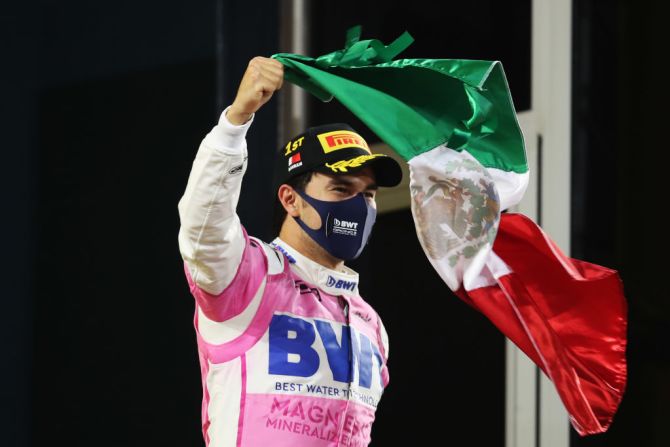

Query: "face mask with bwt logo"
<box><xmin>293</xmin><ymin>189</ymin><xmax>377</xmax><ymax>260</ymax></box>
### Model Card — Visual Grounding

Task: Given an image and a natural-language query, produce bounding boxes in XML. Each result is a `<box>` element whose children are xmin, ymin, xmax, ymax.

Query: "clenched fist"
<box><xmin>227</xmin><ymin>57</ymin><xmax>284</xmax><ymax>125</ymax></box>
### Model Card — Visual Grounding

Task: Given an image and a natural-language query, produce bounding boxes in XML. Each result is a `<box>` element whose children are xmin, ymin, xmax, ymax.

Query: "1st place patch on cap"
<box><xmin>317</xmin><ymin>130</ymin><xmax>370</xmax><ymax>154</ymax></box>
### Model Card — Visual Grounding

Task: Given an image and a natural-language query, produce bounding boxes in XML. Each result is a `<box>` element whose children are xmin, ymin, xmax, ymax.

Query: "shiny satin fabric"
<box><xmin>460</xmin><ymin>213</ymin><xmax>627</xmax><ymax>435</ymax></box>
<box><xmin>272</xmin><ymin>27</ymin><xmax>527</xmax><ymax>174</ymax></box>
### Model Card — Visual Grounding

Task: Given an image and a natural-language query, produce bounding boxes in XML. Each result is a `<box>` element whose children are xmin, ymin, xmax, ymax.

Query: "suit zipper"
<box><xmin>338</xmin><ymin>295</ymin><xmax>352</xmax><ymax>446</ymax></box>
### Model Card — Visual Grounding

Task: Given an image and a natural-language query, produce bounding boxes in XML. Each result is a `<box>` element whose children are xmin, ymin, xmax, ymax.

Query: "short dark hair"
<box><xmin>272</xmin><ymin>171</ymin><xmax>314</xmax><ymax>236</ymax></box>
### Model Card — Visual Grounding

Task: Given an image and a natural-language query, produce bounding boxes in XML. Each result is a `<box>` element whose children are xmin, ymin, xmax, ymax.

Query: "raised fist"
<box><xmin>227</xmin><ymin>56</ymin><xmax>284</xmax><ymax>125</ymax></box>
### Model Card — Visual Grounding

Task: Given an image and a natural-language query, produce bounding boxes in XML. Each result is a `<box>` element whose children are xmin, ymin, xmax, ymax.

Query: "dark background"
<box><xmin>570</xmin><ymin>1</ymin><xmax>669</xmax><ymax>446</ymax></box>
<box><xmin>1</xmin><ymin>0</ymin><xmax>667</xmax><ymax>446</ymax></box>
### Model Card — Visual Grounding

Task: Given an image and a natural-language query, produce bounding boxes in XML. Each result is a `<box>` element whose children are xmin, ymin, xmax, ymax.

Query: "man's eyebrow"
<box><xmin>328</xmin><ymin>177</ymin><xmax>353</xmax><ymax>186</ymax></box>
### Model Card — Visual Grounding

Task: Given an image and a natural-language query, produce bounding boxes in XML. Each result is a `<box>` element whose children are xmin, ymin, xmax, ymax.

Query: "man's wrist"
<box><xmin>226</xmin><ymin>106</ymin><xmax>253</xmax><ymax>126</ymax></box>
<box><xmin>204</xmin><ymin>106</ymin><xmax>254</xmax><ymax>152</ymax></box>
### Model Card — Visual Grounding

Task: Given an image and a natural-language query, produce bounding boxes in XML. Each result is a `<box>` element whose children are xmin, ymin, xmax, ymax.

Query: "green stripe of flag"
<box><xmin>273</xmin><ymin>27</ymin><xmax>528</xmax><ymax>174</ymax></box>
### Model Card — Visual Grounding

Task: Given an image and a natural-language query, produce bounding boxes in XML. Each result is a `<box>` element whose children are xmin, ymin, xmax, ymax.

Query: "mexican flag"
<box><xmin>272</xmin><ymin>26</ymin><xmax>627</xmax><ymax>435</ymax></box>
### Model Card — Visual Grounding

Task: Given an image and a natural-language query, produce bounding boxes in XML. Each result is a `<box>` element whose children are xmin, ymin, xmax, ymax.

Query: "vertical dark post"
<box><xmin>1</xmin><ymin>5</ymin><xmax>39</xmax><ymax>447</ymax></box>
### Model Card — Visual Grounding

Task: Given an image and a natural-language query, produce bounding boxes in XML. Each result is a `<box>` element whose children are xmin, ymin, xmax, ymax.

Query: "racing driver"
<box><xmin>178</xmin><ymin>56</ymin><xmax>402</xmax><ymax>447</ymax></box>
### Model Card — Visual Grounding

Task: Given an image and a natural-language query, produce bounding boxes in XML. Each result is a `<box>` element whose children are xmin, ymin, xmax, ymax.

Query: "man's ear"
<box><xmin>277</xmin><ymin>184</ymin><xmax>300</xmax><ymax>217</ymax></box>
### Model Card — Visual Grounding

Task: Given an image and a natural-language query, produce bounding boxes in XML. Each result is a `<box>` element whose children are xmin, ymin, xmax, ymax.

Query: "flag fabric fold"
<box><xmin>272</xmin><ymin>26</ymin><xmax>627</xmax><ymax>436</ymax></box>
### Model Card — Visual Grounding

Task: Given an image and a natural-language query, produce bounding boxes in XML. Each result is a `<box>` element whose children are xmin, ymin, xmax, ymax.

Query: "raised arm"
<box><xmin>178</xmin><ymin>57</ymin><xmax>284</xmax><ymax>295</ymax></box>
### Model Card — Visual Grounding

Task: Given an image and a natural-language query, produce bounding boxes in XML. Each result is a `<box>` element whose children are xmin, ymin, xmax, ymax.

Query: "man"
<box><xmin>178</xmin><ymin>56</ymin><xmax>402</xmax><ymax>447</ymax></box>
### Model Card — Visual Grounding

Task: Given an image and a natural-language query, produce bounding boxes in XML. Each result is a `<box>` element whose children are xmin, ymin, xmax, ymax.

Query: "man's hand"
<box><xmin>227</xmin><ymin>57</ymin><xmax>284</xmax><ymax>125</ymax></box>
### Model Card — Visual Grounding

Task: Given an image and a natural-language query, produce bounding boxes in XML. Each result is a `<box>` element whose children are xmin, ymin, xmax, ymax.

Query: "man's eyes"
<box><xmin>331</xmin><ymin>186</ymin><xmax>375</xmax><ymax>199</ymax></box>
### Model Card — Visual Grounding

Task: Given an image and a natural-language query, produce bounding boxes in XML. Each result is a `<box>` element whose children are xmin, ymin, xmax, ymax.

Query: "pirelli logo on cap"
<box><xmin>317</xmin><ymin>130</ymin><xmax>370</xmax><ymax>154</ymax></box>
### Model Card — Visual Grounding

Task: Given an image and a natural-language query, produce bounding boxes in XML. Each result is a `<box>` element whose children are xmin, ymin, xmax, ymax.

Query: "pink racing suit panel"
<box><xmin>192</xmin><ymin>237</ymin><xmax>285</xmax><ymax>365</ymax></box>
<box><xmin>240</xmin><ymin>394</ymin><xmax>376</xmax><ymax>447</ymax></box>
<box><xmin>189</xmin><ymin>242</ymin><xmax>389</xmax><ymax>446</ymax></box>
<box><xmin>184</xmin><ymin>228</ymin><xmax>267</xmax><ymax>323</ymax></box>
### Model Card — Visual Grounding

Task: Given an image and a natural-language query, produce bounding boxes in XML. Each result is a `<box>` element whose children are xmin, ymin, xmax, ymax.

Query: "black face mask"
<box><xmin>293</xmin><ymin>189</ymin><xmax>377</xmax><ymax>260</ymax></box>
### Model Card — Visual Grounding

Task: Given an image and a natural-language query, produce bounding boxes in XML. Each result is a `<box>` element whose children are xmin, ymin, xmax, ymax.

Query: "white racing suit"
<box><xmin>178</xmin><ymin>108</ymin><xmax>390</xmax><ymax>447</ymax></box>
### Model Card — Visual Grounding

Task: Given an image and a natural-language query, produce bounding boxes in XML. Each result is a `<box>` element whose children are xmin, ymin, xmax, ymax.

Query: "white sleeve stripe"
<box><xmin>178</xmin><ymin>107</ymin><xmax>252</xmax><ymax>295</ymax></box>
<box><xmin>256</xmin><ymin>239</ymin><xmax>285</xmax><ymax>275</ymax></box>
<box><xmin>188</xmin><ymin>152</ymin><xmax>243</xmax><ymax>292</ymax></box>
<box><xmin>197</xmin><ymin>276</ymin><xmax>267</xmax><ymax>345</ymax></box>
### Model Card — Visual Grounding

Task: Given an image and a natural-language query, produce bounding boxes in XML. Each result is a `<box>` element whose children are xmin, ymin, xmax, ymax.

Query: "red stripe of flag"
<box><xmin>458</xmin><ymin>213</ymin><xmax>627</xmax><ymax>435</ymax></box>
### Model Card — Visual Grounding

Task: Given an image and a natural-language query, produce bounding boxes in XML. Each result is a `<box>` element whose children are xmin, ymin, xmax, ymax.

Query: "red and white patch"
<box><xmin>288</xmin><ymin>153</ymin><xmax>302</xmax><ymax>171</ymax></box>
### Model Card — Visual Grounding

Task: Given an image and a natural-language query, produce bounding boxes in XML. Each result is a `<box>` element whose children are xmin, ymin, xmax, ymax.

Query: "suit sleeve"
<box><xmin>178</xmin><ymin>107</ymin><xmax>261</xmax><ymax>309</ymax></box>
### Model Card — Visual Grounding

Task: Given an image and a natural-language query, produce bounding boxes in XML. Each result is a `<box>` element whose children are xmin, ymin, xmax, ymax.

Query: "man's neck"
<box><xmin>278</xmin><ymin>218</ymin><xmax>344</xmax><ymax>271</ymax></box>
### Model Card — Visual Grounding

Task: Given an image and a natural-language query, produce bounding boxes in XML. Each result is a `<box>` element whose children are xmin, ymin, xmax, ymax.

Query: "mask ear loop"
<box><xmin>296</xmin><ymin>188</ymin><xmax>354</xmax><ymax>238</ymax></box>
<box><xmin>293</xmin><ymin>188</ymin><xmax>330</xmax><ymax>236</ymax></box>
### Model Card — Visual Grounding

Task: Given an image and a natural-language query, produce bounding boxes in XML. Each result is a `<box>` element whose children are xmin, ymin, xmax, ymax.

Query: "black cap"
<box><xmin>273</xmin><ymin>123</ymin><xmax>403</xmax><ymax>191</ymax></box>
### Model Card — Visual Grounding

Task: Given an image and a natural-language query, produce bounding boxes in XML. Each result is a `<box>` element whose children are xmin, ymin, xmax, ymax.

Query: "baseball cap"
<box><xmin>273</xmin><ymin>123</ymin><xmax>402</xmax><ymax>191</ymax></box>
